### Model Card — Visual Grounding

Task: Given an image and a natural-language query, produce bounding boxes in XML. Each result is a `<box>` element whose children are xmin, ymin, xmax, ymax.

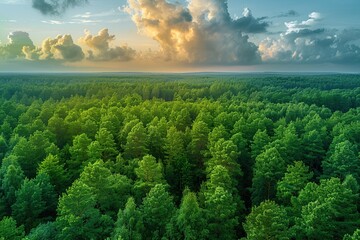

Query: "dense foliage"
<box><xmin>0</xmin><ymin>73</ymin><xmax>360</xmax><ymax>239</ymax></box>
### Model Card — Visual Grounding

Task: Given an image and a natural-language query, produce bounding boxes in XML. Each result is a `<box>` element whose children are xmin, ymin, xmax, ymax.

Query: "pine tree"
<box><xmin>243</xmin><ymin>200</ymin><xmax>290</xmax><ymax>240</ymax></box>
<box><xmin>113</xmin><ymin>197</ymin><xmax>143</xmax><ymax>240</ymax></box>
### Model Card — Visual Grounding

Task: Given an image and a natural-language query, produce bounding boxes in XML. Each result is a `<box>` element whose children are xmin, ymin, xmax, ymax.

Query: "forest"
<box><xmin>0</xmin><ymin>73</ymin><xmax>360</xmax><ymax>239</ymax></box>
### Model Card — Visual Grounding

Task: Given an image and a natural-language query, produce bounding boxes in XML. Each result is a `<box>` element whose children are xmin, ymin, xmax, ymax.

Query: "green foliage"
<box><xmin>322</xmin><ymin>140</ymin><xmax>360</xmax><ymax>181</ymax></box>
<box><xmin>113</xmin><ymin>197</ymin><xmax>143</xmax><ymax>240</ymax></box>
<box><xmin>0</xmin><ymin>74</ymin><xmax>360</xmax><ymax>239</ymax></box>
<box><xmin>291</xmin><ymin>178</ymin><xmax>360</xmax><ymax>239</ymax></box>
<box><xmin>277</xmin><ymin>161</ymin><xmax>313</xmax><ymax>204</ymax></box>
<box><xmin>79</xmin><ymin>160</ymin><xmax>132</xmax><ymax>214</ymax></box>
<box><xmin>243</xmin><ymin>200</ymin><xmax>289</xmax><ymax>240</ymax></box>
<box><xmin>38</xmin><ymin>154</ymin><xmax>68</xmax><ymax>194</ymax></box>
<box><xmin>123</xmin><ymin>122</ymin><xmax>148</xmax><ymax>159</ymax></box>
<box><xmin>0</xmin><ymin>216</ymin><xmax>25</xmax><ymax>240</ymax></box>
<box><xmin>56</xmin><ymin>180</ymin><xmax>113</xmax><ymax>240</ymax></box>
<box><xmin>141</xmin><ymin>184</ymin><xmax>175</xmax><ymax>239</ymax></box>
<box><xmin>251</xmin><ymin>147</ymin><xmax>286</xmax><ymax>205</ymax></box>
<box><xmin>11</xmin><ymin>178</ymin><xmax>46</xmax><ymax>231</ymax></box>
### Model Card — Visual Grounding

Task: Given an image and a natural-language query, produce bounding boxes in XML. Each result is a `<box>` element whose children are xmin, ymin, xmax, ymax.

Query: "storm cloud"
<box><xmin>125</xmin><ymin>0</ymin><xmax>265</xmax><ymax>65</ymax></box>
<box><xmin>32</xmin><ymin>0</ymin><xmax>88</xmax><ymax>15</ymax></box>
<box><xmin>79</xmin><ymin>28</ymin><xmax>136</xmax><ymax>61</ymax></box>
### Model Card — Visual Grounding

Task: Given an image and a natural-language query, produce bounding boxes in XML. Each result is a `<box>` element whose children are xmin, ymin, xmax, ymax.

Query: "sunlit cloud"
<box><xmin>79</xmin><ymin>28</ymin><xmax>136</xmax><ymax>61</ymax></box>
<box><xmin>125</xmin><ymin>0</ymin><xmax>266</xmax><ymax>65</ymax></box>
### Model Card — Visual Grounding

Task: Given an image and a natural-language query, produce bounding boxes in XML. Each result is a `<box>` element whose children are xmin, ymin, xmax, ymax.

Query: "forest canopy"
<box><xmin>0</xmin><ymin>73</ymin><xmax>360</xmax><ymax>239</ymax></box>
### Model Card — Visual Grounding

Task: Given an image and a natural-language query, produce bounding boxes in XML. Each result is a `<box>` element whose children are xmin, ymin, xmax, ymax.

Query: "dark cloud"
<box><xmin>275</xmin><ymin>10</ymin><xmax>299</xmax><ymax>18</ymax></box>
<box><xmin>233</xmin><ymin>8</ymin><xmax>269</xmax><ymax>33</ymax></box>
<box><xmin>125</xmin><ymin>0</ymin><xmax>264</xmax><ymax>65</ymax></box>
<box><xmin>32</xmin><ymin>0</ymin><xmax>88</xmax><ymax>15</ymax></box>
<box><xmin>79</xmin><ymin>28</ymin><xmax>136</xmax><ymax>61</ymax></box>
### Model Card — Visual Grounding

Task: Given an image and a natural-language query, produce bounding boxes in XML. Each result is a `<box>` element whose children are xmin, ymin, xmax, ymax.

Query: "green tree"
<box><xmin>24</xmin><ymin>222</ymin><xmax>57</xmax><ymax>240</ymax></box>
<box><xmin>0</xmin><ymin>216</ymin><xmax>25</xmax><ymax>240</ymax></box>
<box><xmin>204</xmin><ymin>186</ymin><xmax>238</xmax><ymax>240</ymax></box>
<box><xmin>141</xmin><ymin>184</ymin><xmax>175</xmax><ymax>239</ymax></box>
<box><xmin>206</xmin><ymin>138</ymin><xmax>242</xmax><ymax>180</ymax></box>
<box><xmin>243</xmin><ymin>200</ymin><xmax>290</xmax><ymax>240</ymax></box>
<box><xmin>251</xmin><ymin>129</ymin><xmax>270</xmax><ymax>160</ymax></box>
<box><xmin>79</xmin><ymin>160</ymin><xmax>132</xmax><ymax>214</ymax></box>
<box><xmin>123</xmin><ymin>122</ymin><xmax>148</xmax><ymax>159</ymax></box>
<box><xmin>251</xmin><ymin>147</ymin><xmax>286</xmax><ymax>205</ymax></box>
<box><xmin>147</xmin><ymin>117</ymin><xmax>167</xmax><ymax>160</ymax></box>
<box><xmin>292</xmin><ymin>178</ymin><xmax>360</xmax><ymax>239</ymax></box>
<box><xmin>95</xmin><ymin>127</ymin><xmax>118</xmax><ymax>161</ymax></box>
<box><xmin>37</xmin><ymin>154</ymin><xmax>68</xmax><ymax>194</ymax></box>
<box><xmin>12</xmin><ymin>131</ymin><xmax>53</xmax><ymax>178</ymax></box>
<box><xmin>188</xmin><ymin>120</ymin><xmax>210</xmax><ymax>187</ymax></box>
<box><xmin>277</xmin><ymin>161</ymin><xmax>313</xmax><ymax>204</ymax></box>
<box><xmin>322</xmin><ymin>140</ymin><xmax>360</xmax><ymax>181</ymax></box>
<box><xmin>2</xmin><ymin>163</ymin><xmax>25</xmax><ymax>211</ymax></box>
<box><xmin>68</xmin><ymin>133</ymin><xmax>92</xmax><ymax>176</ymax></box>
<box><xmin>113</xmin><ymin>197</ymin><xmax>144</xmax><ymax>240</ymax></box>
<box><xmin>164</xmin><ymin>126</ymin><xmax>191</xmax><ymax>196</ymax></box>
<box><xmin>56</xmin><ymin>180</ymin><xmax>113</xmax><ymax>240</ymax></box>
<box><xmin>11</xmin><ymin>178</ymin><xmax>46</xmax><ymax>232</ymax></box>
<box><xmin>168</xmin><ymin>190</ymin><xmax>208</xmax><ymax>240</ymax></box>
<box><xmin>343</xmin><ymin>229</ymin><xmax>360</xmax><ymax>240</ymax></box>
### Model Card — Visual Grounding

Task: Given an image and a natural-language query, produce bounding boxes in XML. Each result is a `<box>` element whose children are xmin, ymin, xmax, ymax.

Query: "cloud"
<box><xmin>32</xmin><ymin>0</ymin><xmax>88</xmax><ymax>15</ymax></box>
<box><xmin>274</xmin><ymin>10</ymin><xmax>299</xmax><ymax>18</ymax></box>
<box><xmin>233</xmin><ymin>8</ymin><xmax>269</xmax><ymax>33</ymax></box>
<box><xmin>0</xmin><ymin>31</ymin><xmax>35</xmax><ymax>59</ymax></box>
<box><xmin>125</xmin><ymin>0</ymin><xmax>264</xmax><ymax>65</ymax></box>
<box><xmin>284</xmin><ymin>12</ymin><xmax>322</xmax><ymax>34</ymax></box>
<box><xmin>79</xmin><ymin>28</ymin><xmax>136</xmax><ymax>61</ymax></box>
<box><xmin>259</xmin><ymin>12</ymin><xmax>360</xmax><ymax>64</ymax></box>
<box><xmin>23</xmin><ymin>34</ymin><xmax>84</xmax><ymax>62</ymax></box>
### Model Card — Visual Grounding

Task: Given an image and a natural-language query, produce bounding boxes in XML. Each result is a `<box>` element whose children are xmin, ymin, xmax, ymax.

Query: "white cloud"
<box><xmin>125</xmin><ymin>0</ymin><xmax>265</xmax><ymax>65</ymax></box>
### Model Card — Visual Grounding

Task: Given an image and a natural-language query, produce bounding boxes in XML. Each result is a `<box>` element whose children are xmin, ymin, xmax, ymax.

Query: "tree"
<box><xmin>95</xmin><ymin>127</ymin><xmax>118</xmax><ymax>161</ymax></box>
<box><xmin>322</xmin><ymin>140</ymin><xmax>360</xmax><ymax>181</ymax></box>
<box><xmin>123</xmin><ymin>122</ymin><xmax>148</xmax><ymax>159</ymax></box>
<box><xmin>170</xmin><ymin>190</ymin><xmax>208</xmax><ymax>240</ymax></box>
<box><xmin>206</xmin><ymin>138</ymin><xmax>242</xmax><ymax>180</ymax></box>
<box><xmin>251</xmin><ymin>147</ymin><xmax>286</xmax><ymax>205</ymax></box>
<box><xmin>11</xmin><ymin>178</ymin><xmax>46</xmax><ymax>232</ymax></box>
<box><xmin>141</xmin><ymin>184</ymin><xmax>176</xmax><ymax>239</ymax></box>
<box><xmin>0</xmin><ymin>216</ymin><xmax>25</xmax><ymax>240</ymax></box>
<box><xmin>56</xmin><ymin>180</ymin><xmax>113</xmax><ymax>240</ymax></box>
<box><xmin>37</xmin><ymin>154</ymin><xmax>68</xmax><ymax>194</ymax></box>
<box><xmin>79</xmin><ymin>160</ymin><xmax>132</xmax><ymax>214</ymax></box>
<box><xmin>68</xmin><ymin>133</ymin><xmax>92</xmax><ymax>180</ymax></box>
<box><xmin>1</xmin><ymin>162</ymin><xmax>25</xmax><ymax>211</ymax></box>
<box><xmin>164</xmin><ymin>126</ymin><xmax>191</xmax><ymax>196</ymax></box>
<box><xmin>292</xmin><ymin>178</ymin><xmax>360</xmax><ymax>239</ymax></box>
<box><xmin>204</xmin><ymin>186</ymin><xmax>238</xmax><ymax>240</ymax></box>
<box><xmin>147</xmin><ymin>117</ymin><xmax>167</xmax><ymax>160</ymax></box>
<box><xmin>277</xmin><ymin>161</ymin><xmax>313</xmax><ymax>205</ymax></box>
<box><xmin>24</xmin><ymin>222</ymin><xmax>57</xmax><ymax>240</ymax></box>
<box><xmin>12</xmin><ymin>131</ymin><xmax>53</xmax><ymax>178</ymax></box>
<box><xmin>188</xmin><ymin>120</ymin><xmax>210</xmax><ymax>187</ymax></box>
<box><xmin>343</xmin><ymin>229</ymin><xmax>360</xmax><ymax>240</ymax></box>
<box><xmin>113</xmin><ymin>197</ymin><xmax>144</xmax><ymax>240</ymax></box>
<box><xmin>250</xmin><ymin>129</ymin><xmax>270</xmax><ymax>160</ymax></box>
<box><xmin>243</xmin><ymin>200</ymin><xmax>290</xmax><ymax>240</ymax></box>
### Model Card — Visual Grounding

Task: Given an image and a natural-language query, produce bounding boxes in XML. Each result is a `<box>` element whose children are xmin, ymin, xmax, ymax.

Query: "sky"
<box><xmin>0</xmin><ymin>0</ymin><xmax>360</xmax><ymax>72</ymax></box>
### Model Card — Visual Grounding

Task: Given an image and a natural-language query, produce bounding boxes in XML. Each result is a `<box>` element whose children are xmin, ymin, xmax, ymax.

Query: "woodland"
<box><xmin>0</xmin><ymin>73</ymin><xmax>360</xmax><ymax>239</ymax></box>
